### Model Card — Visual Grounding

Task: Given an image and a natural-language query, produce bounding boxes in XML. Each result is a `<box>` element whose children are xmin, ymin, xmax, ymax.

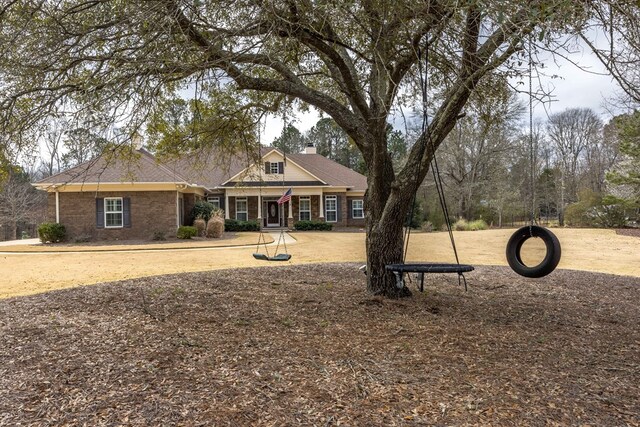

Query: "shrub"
<box><xmin>453</xmin><ymin>218</ymin><xmax>468</xmax><ymax>231</ymax></box>
<box><xmin>21</xmin><ymin>231</ymin><xmax>30</xmax><ymax>239</ymax></box>
<box><xmin>421</xmin><ymin>221</ymin><xmax>433</xmax><ymax>232</ymax></box>
<box><xmin>207</xmin><ymin>217</ymin><xmax>224</xmax><ymax>238</ymax></box>
<box><xmin>564</xmin><ymin>190</ymin><xmax>632</xmax><ymax>228</ymax></box>
<box><xmin>38</xmin><ymin>222</ymin><xmax>66</xmax><ymax>243</ymax></box>
<box><xmin>177</xmin><ymin>226</ymin><xmax>197</xmax><ymax>239</ymax></box>
<box><xmin>74</xmin><ymin>234</ymin><xmax>91</xmax><ymax>243</ymax></box>
<box><xmin>293</xmin><ymin>220</ymin><xmax>333</xmax><ymax>231</ymax></box>
<box><xmin>468</xmin><ymin>219</ymin><xmax>488</xmax><ymax>231</ymax></box>
<box><xmin>190</xmin><ymin>200</ymin><xmax>216</xmax><ymax>223</ymax></box>
<box><xmin>152</xmin><ymin>231</ymin><xmax>166</xmax><ymax>241</ymax></box>
<box><xmin>224</xmin><ymin>219</ymin><xmax>260</xmax><ymax>231</ymax></box>
<box><xmin>193</xmin><ymin>218</ymin><xmax>206</xmax><ymax>237</ymax></box>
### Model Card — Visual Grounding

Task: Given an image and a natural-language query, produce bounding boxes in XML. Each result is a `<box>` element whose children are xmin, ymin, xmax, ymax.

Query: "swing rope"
<box><xmin>388</xmin><ymin>29</ymin><xmax>473</xmax><ymax>292</ymax></box>
<box><xmin>253</xmin><ymin>118</ymin><xmax>291</xmax><ymax>261</ymax></box>
<box><xmin>402</xmin><ymin>35</ymin><xmax>461</xmax><ymax>267</ymax></box>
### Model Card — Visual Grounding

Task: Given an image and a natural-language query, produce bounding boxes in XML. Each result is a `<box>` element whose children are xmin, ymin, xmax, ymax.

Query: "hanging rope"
<box><xmin>528</xmin><ymin>34</ymin><xmax>536</xmax><ymax>226</ymax></box>
<box><xmin>402</xmin><ymin>34</ymin><xmax>461</xmax><ymax>267</ymax></box>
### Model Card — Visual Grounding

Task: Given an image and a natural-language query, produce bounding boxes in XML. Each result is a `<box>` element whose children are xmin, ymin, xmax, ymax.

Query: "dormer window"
<box><xmin>270</xmin><ymin>162</ymin><xmax>279</xmax><ymax>174</ymax></box>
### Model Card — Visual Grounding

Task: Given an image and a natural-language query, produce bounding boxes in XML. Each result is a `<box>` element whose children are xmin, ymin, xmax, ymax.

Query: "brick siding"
<box><xmin>48</xmin><ymin>191</ymin><xmax>177</xmax><ymax>241</ymax></box>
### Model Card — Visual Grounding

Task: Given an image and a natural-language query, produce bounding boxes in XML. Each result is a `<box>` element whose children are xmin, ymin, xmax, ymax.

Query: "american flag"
<box><xmin>277</xmin><ymin>188</ymin><xmax>292</xmax><ymax>205</ymax></box>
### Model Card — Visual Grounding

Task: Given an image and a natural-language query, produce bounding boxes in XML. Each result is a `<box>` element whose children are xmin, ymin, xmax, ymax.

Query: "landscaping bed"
<box><xmin>1</xmin><ymin>264</ymin><xmax>638</xmax><ymax>425</ymax></box>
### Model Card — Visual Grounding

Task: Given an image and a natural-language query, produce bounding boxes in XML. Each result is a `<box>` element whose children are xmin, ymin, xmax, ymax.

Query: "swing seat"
<box><xmin>385</xmin><ymin>263</ymin><xmax>474</xmax><ymax>274</ymax></box>
<box><xmin>385</xmin><ymin>263</ymin><xmax>474</xmax><ymax>292</ymax></box>
<box><xmin>253</xmin><ymin>253</ymin><xmax>292</xmax><ymax>262</ymax></box>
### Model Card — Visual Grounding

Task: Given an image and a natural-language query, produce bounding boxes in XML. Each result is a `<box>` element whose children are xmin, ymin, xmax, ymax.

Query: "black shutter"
<box><xmin>96</xmin><ymin>198</ymin><xmax>104</xmax><ymax>228</ymax></box>
<box><xmin>347</xmin><ymin>199</ymin><xmax>352</xmax><ymax>219</ymax></box>
<box><xmin>264</xmin><ymin>162</ymin><xmax>270</xmax><ymax>174</ymax></box>
<box><xmin>278</xmin><ymin>162</ymin><xmax>284</xmax><ymax>174</ymax></box>
<box><xmin>220</xmin><ymin>195</ymin><xmax>225</xmax><ymax>211</ymax></box>
<box><xmin>336</xmin><ymin>196</ymin><xmax>342</xmax><ymax>222</ymax></box>
<box><xmin>123</xmin><ymin>197</ymin><xmax>131</xmax><ymax>228</ymax></box>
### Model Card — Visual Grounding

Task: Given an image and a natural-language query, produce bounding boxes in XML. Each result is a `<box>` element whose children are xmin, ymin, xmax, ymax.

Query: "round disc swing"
<box><xmin>505</xmin><ymin>36</ymin><xmax>561</xmax><ymax>278</ymax></box>
<box><xmin>385</xmin><ymin>40</ymin><xmax>473</xmax><ymax>292</ymax></box>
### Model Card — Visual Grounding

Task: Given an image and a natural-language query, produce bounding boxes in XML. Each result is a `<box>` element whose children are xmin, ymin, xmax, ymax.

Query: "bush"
<box><xmin>152</xmin><ymin>231</ymin><xmax>166</xmax><ymax>241</ymax></box>
<box><xmin>38</xmin><ymin>222</ymin><xmax>66</xmax><ymax>243</ymax></box>
<box><xmin>421</xmin><ymin>221</ymin><xmax>433</xmax><ymax>232</ymax></box>
<box><xmin>293</xmin><ymin>220</ymin><xmax>333</xmax><ymax>231</ymax></box>
<box><xmin>193</xmin><ymin>218</ymin><xmax>206</xmax><ymax>237</ymax></box>
<box><xmin>468</xmin><ymin>219</ymin><xmax>488</xmax><ymax>231</ymax></box>
<box><xmin>565</xmin><ymin>190</ymin><xmax>631</xmax><ymax>228</ymax></box>
<box><xmin>207</xmin><ymin>217</ymin><xmax>224</xmax><ymax>238</ymax></box>
<box><xmin>74</xmin><ymin>234</ymin><xmax>91</xmax><ymax>243</ymax></box>
<box><xmin>453</xmin><ymin>218</ymin><xmax>468</xmax><ymax>231</ymax></box>
<box><xmin>177</xmin><ymin>226</ymin><xmax>197</xmax><ymax>239</ymax></box>
<box><xmin>224</xmin><ymin>219</ymin><xmax>260</xmax><ymax>231</ymax></box>
<box><xmin>190</xmin><ymin>200</ymin><xmax>216</xmax><ymax>223</ymax></box>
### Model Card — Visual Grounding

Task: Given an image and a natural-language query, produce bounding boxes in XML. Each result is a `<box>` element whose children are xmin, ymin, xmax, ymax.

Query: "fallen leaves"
<box><xmin>0</xmin><ymin>264</ymin><xmax>639</xmax><ymax>426</ymax></box>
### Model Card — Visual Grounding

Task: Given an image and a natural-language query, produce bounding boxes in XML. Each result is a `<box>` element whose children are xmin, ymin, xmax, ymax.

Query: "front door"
<box><xmin>266</xmin><ymin>201</ymin><xmax>280</xmax><ymax>226</ymax></box>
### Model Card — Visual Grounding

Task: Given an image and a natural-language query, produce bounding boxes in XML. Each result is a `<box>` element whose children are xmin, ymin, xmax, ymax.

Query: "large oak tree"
<box><xmin>0</xmin><ymin>0</ymin><xmax>631</xmax><ymax>297</ymax></box>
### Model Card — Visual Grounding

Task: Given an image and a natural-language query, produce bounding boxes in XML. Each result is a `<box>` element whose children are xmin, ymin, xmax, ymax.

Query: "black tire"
<box><xmin>506</xmin><ymin>226</ymin><xmax>561</xmax><ymax>278</ymax></box>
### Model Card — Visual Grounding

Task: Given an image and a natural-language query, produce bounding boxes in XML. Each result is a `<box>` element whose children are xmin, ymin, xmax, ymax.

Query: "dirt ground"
<box><xmin>1</xmin><ymin>264</ymin><xmax>638</xmax><ymax>426</ymax></box>
<box><xmin>1</xmin><ymin>228</ymin><xmax>639</xmax><ymax>299</ymax></box>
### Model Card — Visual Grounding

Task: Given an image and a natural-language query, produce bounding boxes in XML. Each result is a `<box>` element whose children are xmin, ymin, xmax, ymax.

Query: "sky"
<box><xmin>260</xmin><ymin>40</ymin><xmax>620</xmax><ymax>144</ymax></box>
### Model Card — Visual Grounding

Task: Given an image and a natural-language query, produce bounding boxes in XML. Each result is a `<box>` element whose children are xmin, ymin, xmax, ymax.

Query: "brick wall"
<box><xmin>346</xmin><ymin>196</ymin><xmax>366</xmax><ymax>228</ymax></box>
<box><xmin>49</xmin><ymin>191</ymin><xmax>177</xmax><ymax>241</ymax></box>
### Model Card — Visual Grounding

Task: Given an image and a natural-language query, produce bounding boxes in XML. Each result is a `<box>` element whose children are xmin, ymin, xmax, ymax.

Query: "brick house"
<box><xmin>33</xmin><ymin>145</ymin><xmax>367</xmax><ymax>240</ymax></box>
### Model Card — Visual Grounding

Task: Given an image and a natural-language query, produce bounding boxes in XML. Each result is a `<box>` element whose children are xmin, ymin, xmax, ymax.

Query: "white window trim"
<box><xmin>236</xmin><ymin>197</ymin><xmax>248</xmax><ymax>221</ymax></box>
<box><xmin>352</xmin><ymin>199</ymin><xmax>364</xmax><ymax>219</ymax></box>
<box><xmin>325</xmin><ymin>195</ymin><xmax>337</xmax><ymax>223</ymax></box>
<box><xmin>207</xmin><ymin>196</ymin><xmax>220</xmax><ymax>209</ymax></box>
<box><xmin>104</xmin><ymin>197</ymin><xmax>123</xmax><ymax>228</ymax></box>
<box><xmin>269</xmin><ymin>162</ymin><xmax>279</xmax><ymax>174</ymax></box>
<box><xmin>299</xmin><ymin>196</ymin><xmax>311</xmax><ymax>221</ymax></box>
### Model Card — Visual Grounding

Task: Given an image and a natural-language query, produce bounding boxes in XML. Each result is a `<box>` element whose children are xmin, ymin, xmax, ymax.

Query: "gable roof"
<box><xmin>35</xmin><ymin>146</ymin><xmax>367</xmax><ymax>192</ymax></box>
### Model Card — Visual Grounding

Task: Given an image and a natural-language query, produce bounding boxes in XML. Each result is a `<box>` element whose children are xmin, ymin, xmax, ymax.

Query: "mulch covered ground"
<box><xmin>1</xmin><ymin>264</ymin><xmax>638</xmax><ymax>426</ymax></box>
<box><xmin>617</xmin><ymin>228</ymin><xmax>640</xmax><ymax>238</ymax></box>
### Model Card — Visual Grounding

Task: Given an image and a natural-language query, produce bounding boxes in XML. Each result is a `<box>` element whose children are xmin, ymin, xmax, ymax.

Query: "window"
<box><xmin>299</xmin><ymin>197</ymin><xmax>311</xmax><ymax>221</ymax></box>
<box><xmin>270</xmin><ymin>162</ymin><xmax>279</xmax><ymax>174</ymax></box>
<box><xmin>207</xmin><ymin>196</ymin><xmax>220</xmax><ymax>210</ymax></box>
<box><xmin>325</xmin><ymin>195</ymin><xmax>337</xmax><ymax>222</ymax></box>
<box><xmin>105</xmin><ymin>197</ymin><xmax>123</xmax><ymax>228</ymax></box>
<box><xmin>352</xmin><ymin>199</ymin><xmax>364</xmax><ymax>219</ymax></box>
<box><xmin>236</xmin><ymin>197</ymin><xmax>248</xmax><ymax>221</ymax></box>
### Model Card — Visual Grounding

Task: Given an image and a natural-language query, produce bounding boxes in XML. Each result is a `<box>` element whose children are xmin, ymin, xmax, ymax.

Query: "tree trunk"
<box><xmin>10</xmin><ymin>221</ymin><xmax>17</xmax><ymax>241</ymax></box>
<box><xmin>363</xmin><ymin>139</ymin><xmax>413</xmax><ymax>298</ymax></box>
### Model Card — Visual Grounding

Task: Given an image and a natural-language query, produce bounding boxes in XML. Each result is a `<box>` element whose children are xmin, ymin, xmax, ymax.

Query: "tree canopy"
<box><xmin>1</xmin><ymin>0</ymin><xmax>637</xmax><ymax>297</ymax></box>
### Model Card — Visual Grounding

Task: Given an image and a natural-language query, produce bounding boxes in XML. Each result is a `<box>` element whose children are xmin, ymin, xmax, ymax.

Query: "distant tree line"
<box><xmin>271</xmin><ymin>102</ymin><xmax>639</xmax><ymax>230</ymax></box>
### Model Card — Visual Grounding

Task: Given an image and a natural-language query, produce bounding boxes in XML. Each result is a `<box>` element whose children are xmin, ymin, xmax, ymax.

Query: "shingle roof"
<box><xmin>286</xmin><ymin>153</ymin><xmax>367</xmax><ymax>191</ymax></box>
<box><xmin>36</xmin><ymin>149</ymin><xmax>191</xmax><ymax>185</ymax></box>
<box><xmin>36</xmin><ymin>146</ymin><xmax>367</xmax><ymax>191</ymax></box>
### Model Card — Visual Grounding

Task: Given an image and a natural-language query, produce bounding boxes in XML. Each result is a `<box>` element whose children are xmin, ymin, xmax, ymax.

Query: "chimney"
<box><xmin>304</xmin><ymin>142</ymin><xmax>316</xmax><ymax>154</ymax></box>
<box><xmin>132</xmin><ymin>134</ymin><xmax>144</xmax><ymax>150</ymax></box>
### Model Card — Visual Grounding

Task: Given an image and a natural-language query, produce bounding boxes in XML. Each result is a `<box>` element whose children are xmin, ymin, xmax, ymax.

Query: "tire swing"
<box><xmin>384</xmin><ymin>40</ymin><xmax>473</xmax><ymax>292</ymax></box>
<box><xmin>506</xmin><ymin>36</ymin><xmax>560</xmax><ymax>278</ymax></box>
<box><xmin>506</xmin><ymin>225</ymin><xmax>560</xmax><ymax>278</ymax></box>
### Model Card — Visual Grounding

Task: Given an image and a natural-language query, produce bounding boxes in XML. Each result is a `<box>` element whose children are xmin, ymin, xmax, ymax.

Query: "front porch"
<box><xmin>222</xmin><ymin>188</ymin><xmax>365</xmax><ymax>229</ymax></box>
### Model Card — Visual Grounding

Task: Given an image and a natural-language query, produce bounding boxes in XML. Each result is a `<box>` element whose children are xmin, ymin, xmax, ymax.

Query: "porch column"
<box><xmin>257</xmin><ymin>193</ymin><xmax>262</xmax><ymax>220</ymax></box>
<box><xmin>225</xmin><ymin>193</ymin><xmax>230</xmax><ymax>219</ymax></box>
<box><xmin>176</xmin><ymin>191</ymin><xmax>180</xmax><ymax>228</ymax></box>
<box><xmin>288</xmin><ymin>196</ymin><xmax>293</xmax><ymax>219</ymax></box>
<box><xmin>55</xmin><ymin>190</ymin><xmax>60</xmax><ymax>223</ymax></box>
<box><xmin>319</xmin><ymin>192</ymin><xmax>324</xmax><ymax>218</ymax></box>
